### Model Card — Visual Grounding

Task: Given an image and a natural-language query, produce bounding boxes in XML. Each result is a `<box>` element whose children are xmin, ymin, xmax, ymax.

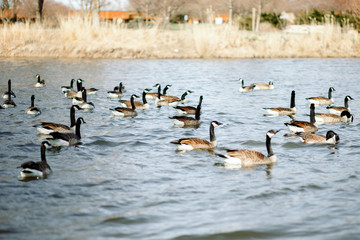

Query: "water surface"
<box><xmin>0</xmin><ymin>58</ymin><xmax>359</xmax><ymax>239</ymax></box>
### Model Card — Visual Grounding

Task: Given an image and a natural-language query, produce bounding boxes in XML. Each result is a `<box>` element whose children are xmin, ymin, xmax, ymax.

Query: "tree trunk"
<box><xmin>255</xmin><ymin>3</ymin><xmax>261</xmax><ymax>32</ymax></box>
<box><xmin>37</xmin><ymin>0</ymin><xmax>44</xmax><ymax>22</ymax></box>
<box><xmin>228</xmin><ymin>0</ymin><xmax>232</xmax><ymax>25</ymax></box>
<box><xmin>92</xmin><ymin>0</ymin><xmax>100</xmax><ymax>27</ymax></box>
<box><xmin>252</xmin><ymin>8</ymin><xmax>256</xmax><ymax>32</ymax></box>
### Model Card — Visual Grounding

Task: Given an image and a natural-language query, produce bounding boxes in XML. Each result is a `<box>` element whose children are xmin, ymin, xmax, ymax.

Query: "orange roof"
<box><xmin>99</xmin><ymin>11</ymin><xmax>137</xmax><ymax>20</ymax></box>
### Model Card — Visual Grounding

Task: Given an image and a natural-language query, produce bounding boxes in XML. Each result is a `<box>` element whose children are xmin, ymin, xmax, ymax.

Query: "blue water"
<box><xmin>0</xmin><ymin>58</ymin><xmax>359</xmax><ymax>239</ymax></box>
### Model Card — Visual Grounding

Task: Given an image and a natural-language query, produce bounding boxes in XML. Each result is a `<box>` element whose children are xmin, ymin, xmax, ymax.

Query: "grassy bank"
<box><xmin>0</xmin><ymin>16</ymin><xmax>359</xmax><ymax>58</ymax></box>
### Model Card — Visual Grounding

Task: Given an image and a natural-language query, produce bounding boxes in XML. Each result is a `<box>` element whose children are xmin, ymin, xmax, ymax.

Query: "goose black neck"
<box><xmin>310</xmin><ymin>105</ymin><xmax>316</xmax><ymax>124</ymax></box>
<box><xmin>328</xmin><ymin>88</ymin><xmax>332</xmax><ymax>99</ymax></box>
<box><xmin>70</xmin><ymin>107</ymin><xmax>76</xmax><ymax>127</ymax></box>
<box><xmin>157</xmin><ymin>86</ymin><xmax>161</xmax><ymax>99</ymax></box>
<box><xmin>8</xmin><ymin>80</ymin><xmax>11</xmax><ymax>91</ymax></box>
<box><xmin>77</xmin><ymin>80</ymin><xmax>82</xmax><ymax>92</ymax></box>
<box><xmin>142</xmin><ymin>91</ymin><xmax>147</xmax><ymax>104</ymax></box>
<box><xmin>209</xmin><ymin>123</ymin><xmax>216</xmax><ymax>142</ymax></box>
<box><xmin>82</xmin><ymin>89</ymin><xmax>87</xmax><ymax>102</ymax></box>
<box><xmin>37</xmin><ymin>75</ymin><xmax>41</xmax><ymax>83</ymax></box>
<box><xmin>198</xmin><ymin>96</ymin><xmax>203</xmax><ymax>107</ymax></box>
<box><xmin>41</xmin><ymin>144</ymin><xmax>47</xmax><ymax>162</ymax></box>
<box><xmin>163</xmin><ymin>86</ymin><xmax>169</xmax><ymax>95</ymax></box>
<box><xmin>131</xmin><ymin>96</ymin><xmax>136</xmax><ymax>110</ymax></box>
<box><xmin>31</xmin><ymin>96</ymin><xmax>35</xmax><ymax>107</ymax></box>
<box><xmin>119</xmin><ymin>83</ymin><xmax>123</xmax><ymax>93</ymax></box>
<box><xmin>195</xmin><ymin>105</ymin><xmax>201</xmax><ymax>120</ymax></box>
<box><xmin>70</xmin><ymin>79</ymin><xmax>75</xmax><ymax>88</ymax></box>
<box><xmin>266</xmin><ymin>135</ymin><xmax>274</xmax><ymax>157</ymax></box>
<box><xmin>344</xmin><ymin>97</ymin><xmax>349</xmax><ymax>108</ymax></box>
<box><xmin>181</xmin><ymin>92</ymin><xmax>187</xmax><ymax>100</ymax></box>
<box><xmin>75</xmin><ymin>120</ymin><xmax>82</xmax><ymax>138</ymax></box>
<box><xmin>290</xmin><ymin>91</ymin><xmax>295</xmax><ymax>108</ymax></box>
<box><xmin>241</xmin><ymin>79</ymin><xmax>244</xmax><ymax>87</ymax></box>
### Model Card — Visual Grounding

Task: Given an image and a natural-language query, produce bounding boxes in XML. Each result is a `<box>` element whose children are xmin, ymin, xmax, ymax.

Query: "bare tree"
<box><xmin>37</xmin><ymin>0</ymin><xmax>44</xmax><ymax>21</ymax></box>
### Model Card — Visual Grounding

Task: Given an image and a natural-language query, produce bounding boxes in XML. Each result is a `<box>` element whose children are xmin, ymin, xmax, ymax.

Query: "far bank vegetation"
<box><xmin>0</xmin><ymin>0</ymin><xmax>359</xmax><ymax>58</ymax></box>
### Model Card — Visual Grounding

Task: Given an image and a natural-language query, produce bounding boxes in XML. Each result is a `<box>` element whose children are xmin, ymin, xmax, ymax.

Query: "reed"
<box><xmin>0</xmin><ymin>15</ymin><xmax>359</xmax><ymax>58</ymax></box>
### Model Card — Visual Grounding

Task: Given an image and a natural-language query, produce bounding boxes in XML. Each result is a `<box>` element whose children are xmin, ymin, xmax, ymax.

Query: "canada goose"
<box><xmin>61</xmin><ymin>79</ymin><xmax>75</xmax><ymax>93</ymax></box>
<box><xmin>253</xmin><ymin>81</ymin><xmax>274</xmax><ymax>90</ymax></box>
<box><xmin>174</xmin><ymin>95</ymin><xmax>203</xmax><ymax>114</ymax></box>
<box><xmin>315</xmin><ymin>110</ymin><xmax>353</xmax><ymax>124</ymax></box>
<box><xmin>284</xmin><ymin>103</ymin><xmax>318</xmax><ymax>133</ymax></box>
<box><xmin>120</xmin><ymin>88</ymin><xmax>151</xmax><ymax>109</ymax></box>
<box><xmin>48</xmin><ymin>117</ymin><xmax>86</xmax><ymax>146</ymax></box>
<box><xmin>65</xmin><ymin>79</ymin><xmax>83</xmax><ymax>98</ymax></box>
<box><xmin>216</xmin><ymin>130</ymin><xmax>279</xmax><ymax>167</ymax></box>
<box><xmin>78</xmin><ymin>88</ymin><xmax>95</xmax><ymax>110</ymax></box>
<box><xmin>77</xmin><ymin>78</ymin><xmax>98</xmax><ymax>95</ymax></box>
<box><xmin>169</xmin><ymin>99</ymin><xmax>202</xmax><ymax>127</ymax></box>
<box><xmin>264</xmin><ymin>90</ymin><xmax>296</xmax><ymax>116</ymax></box>
<box><xmin>26</xmin><ymin>95</ymin><xmax>41</xmax><ymax>115</ymax></box>
<box><xmin>107</xmin><ymin>82</ymin><xmax>124</xmax><ymax>99</ymax></box>
<box><xmin>171</xmin><ymin>121</ymin><xmax>222</xmax><ymax>151</ymax></box>
<box><xmin>18</xmin><ymin>141</ymin><xmax>52</xmax><ymax>179</ymax></box>
<box><xmin>146</xmin><ymin>84</ymin><xmax>171</xmax><ymax>100</ymax></box>
<box><xmin>327</xmin><ymin>95</ymin><xmax>353</xmax><ymax>115</ymax></box>
<box><xmin>160</xmin><ymin>90</ymin><xmax>193</xmax><ymax>104</ymax></box>
<box><xmin>34</xmin><ymin>74</ymin><xmax>45</xmax><ymax>88</ymax></box>
<box><xmin>156</xmin><ymin>90</ymin><xmax>193</xmax><ymax>107</ymax></box>
<box><xmin>238</xmin><ymin>78</ymin><xmax>255</xmax><ymax>92</ymax></box>
<box><xmin>72</xmin><ymin>87</ymin><xmax>86</xmax><ymax>105</ymax></box>
<box><xmin>306</xmin><ymin>87</ymin><xmax>335</xmax><ymax>106</ymax></box>
<box><xmin>2</xmin><ymin>79</ymin><xmax>16</xmax><ymax>99</ymax></box>
<box><xmin>1</xmin><ymin>84</ymin><xmax>16</xmax><ymax>108</ymax></box>
<box><xmin>34</xmin><ymin>105</ymin><xmax>81</xmax><ymax>134</ymax></box>
<box><xmin>297</xmin><ymin>130</ymin><xmax>339</xmax><ymax>144</ymax></box>
<box><xmin>110</xmin><ymin>94</ymin><xmax>139</xmax><ymax>117</ymax></box>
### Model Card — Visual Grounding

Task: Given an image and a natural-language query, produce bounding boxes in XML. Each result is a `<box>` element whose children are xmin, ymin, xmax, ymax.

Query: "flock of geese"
<box><xmin>1</xmin><ymin>75</ymin><xmax>354</xmax><ymax>179</ymax></box>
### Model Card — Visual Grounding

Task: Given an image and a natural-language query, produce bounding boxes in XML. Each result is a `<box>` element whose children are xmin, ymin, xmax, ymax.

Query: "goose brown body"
<box><xmin>264</xmin><ymin>90</ymin><xmax>296</xmax><ymax>116</ymax></box>
<box><xmin>285</xmin><ymin>104</ymin><xmax>318</xmax><ymax>133</ymax></box>
<box><xmin>306</xmin><ymin>87</ymin><xmax>335</xmax><ymax>106</ymax></box>
<box><xmin>171</xmin><ymin>121</ymin><xmax>222</xmax><ymax>151</ymax></box>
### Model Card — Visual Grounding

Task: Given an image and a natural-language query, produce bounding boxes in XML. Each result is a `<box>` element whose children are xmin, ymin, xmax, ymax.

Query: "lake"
<box><xmin>0</xmin><ymin>58</ymin><xmax>359</xmax><ymax>239</ymax></box>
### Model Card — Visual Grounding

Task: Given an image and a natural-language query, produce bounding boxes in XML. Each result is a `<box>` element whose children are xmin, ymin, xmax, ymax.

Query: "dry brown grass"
<box><xmin>0</xmin><ymin>15</ymin><xmax>359</xmax><ymax>58</ymax></box>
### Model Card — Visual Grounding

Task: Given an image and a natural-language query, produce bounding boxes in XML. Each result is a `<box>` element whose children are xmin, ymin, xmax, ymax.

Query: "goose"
<box><xmin>77</xmin><ymin>78</ymin><xmax>98</xmax><ymax>95</ymax></box>
<box><xmin>171</xmin><ymin>121</ymin><xmax>222</xmax><ymax>151</ymax></box>
<box><xmin>315</xmin><ymin>110</ymin><xmax>353</xmax><ymax>124</ymax></box>
<box><xmin>169</xmin><ymin>97</ymin><xmax>202</xmax><ymax>127</ymax></box>
<box><xmin>34</xmin><ymin>74</ymin><xmax>45</xmax><ymax>88</ymax></box>
<box><xmin>326</xmin><ymin>95</ymin><xmax>353</xmax><ymax>115</ymax></box>
<box><xmin>26</xmin><ymin>95</ymin><xmax>41</xmax><ymax>115</ymax></box>
<box><xmin>18</xmin><ymin>141</ymin><xmax>52</xmax><ymax>178</ymax></box>
<box><xmin>2</xmin><ymin>79</ymin><xmax>16</xmax><ymax>99</ymax></box>
<box><xmin>217</xmin><ymin>130</ymin><xmax>279</xmax><ymax>167</ymax></box>
<box><xmin>161</xmin><ymin>90</ymin><xmax>193</xmax><ymax>103</ymax></box>
<box><xmin>78</xmin><ymin>88</ymin><xmax>95</xmax><ymax>110</ymax></box>
<box><xmin>156</xmin><ymin>90</ymin><xmax>193</xmax><ymax>107</ymax></box>
<box><xmin>61</xmin><ymin>79</ymin><xmax>75</xmax><ymax>93</ymax></box>
<box><xmin>65</xmin><ymin>79</ymin><xmax>83</xmax><ymax>98</ymax></box>
<box><xmin>174</xmin><ymin>95</ymin><xmax>203</xmax><ymax>115</ymax></box>
<box><xmin>34</xmin><ymin>105</ymin><xmax>80</xmax><ymax>134</ymax></box>
<box><xmin>72</xmin><ymin>87</ymin><xmax>86</xmax><ymax>105</ymax></box>
<box><xmin>1</xmin><ymin>85</ymin><xmax>16</xmax><ymax>108</ymax></box>
<box><xmin>238</xmin><ymin>78</ymin><xmax>255</xmax><ymax>92</ymax></box>
<box><xmin>297</xmin><ymin>130</ymin><xmax>339</xmax><ymax>144</ymax></box>
<box><xmin>107</xmin><ymin>82</ymin><xmax>124</xmax><ymax>99</ymax></box>
<box><xmin>264</xmin><ymin>90</ymin><xmax>296</xmax><ymax>116</ymax></box>
<box><xmin>110</xmin><ymin>94</ymin><xmax>139</xmax><ymax>117</ymax></box>
<box><xmin>48</xmin><ymin>117</ymin><xmax>86</xmax><ymax>146</ymax></box>
<box><xmin>253</xmin><ymin>81</ymin><xmax>274</xmax><ymax>90</ymax></box>
<box><xmin>120</xmin><ymin>88</ymin><xmax>151</xmax><ymax>109</ymax></box>
<box><xmin>306</xmin><ymin>87</ymin><xmax>335</xmax><ymax>106</ymax></box>
<box><xmin>146</xmin><ymin>84</ymin><xmax>171</xmax><ymax>100</ymax></box>
<box><xmin>284</xmin><ymin>103</ymin><xmax>318</xmax><ymax>133</ymax></box>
